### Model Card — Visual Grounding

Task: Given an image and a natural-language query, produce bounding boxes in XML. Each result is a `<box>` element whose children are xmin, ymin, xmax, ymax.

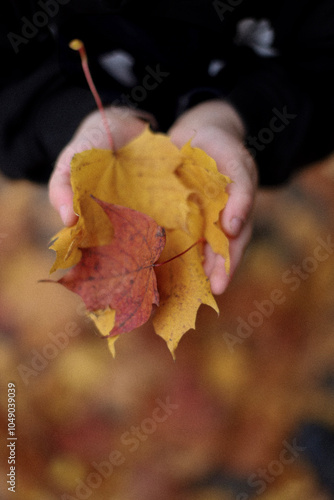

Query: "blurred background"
<box><xmin>0</xmin><ymin>153</ymin><xmax>334</xmax><ymax>500</ymax></box>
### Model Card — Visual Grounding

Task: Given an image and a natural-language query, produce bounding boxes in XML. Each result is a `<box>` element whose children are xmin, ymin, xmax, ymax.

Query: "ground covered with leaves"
<box><xmin>0</xmin><ymin>154</ymin><xmax>334</xmax><ymax>500</ymax></box>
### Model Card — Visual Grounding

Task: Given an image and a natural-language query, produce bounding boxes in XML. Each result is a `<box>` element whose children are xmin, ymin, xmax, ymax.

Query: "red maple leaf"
<box><xmin>58</xmin><ymin>197</ymin><xmax>166</xmax><ymax>335</ymax></box>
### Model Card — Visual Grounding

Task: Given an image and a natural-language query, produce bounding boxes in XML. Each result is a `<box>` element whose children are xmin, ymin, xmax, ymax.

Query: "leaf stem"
<box><xmin>69</xmin><ymin>39</ymin><xmax>114</xmax><ymax>150</ymax></box>
<box><xmin>154</xmin><ymin>238</ymin><xmax>205</xmax><ymax>267</ymax></box>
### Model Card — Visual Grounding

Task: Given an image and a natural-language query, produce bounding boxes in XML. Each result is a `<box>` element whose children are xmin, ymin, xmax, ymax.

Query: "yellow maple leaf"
<box><xmin>153</xmin><ymin>202</ymin><xmax>219</xmax><ymax>356</ymax></box>
<box><xmin>50</xmin><ymin>126</ymin><xmax>230</xmax><ymax>356</ymax></box>
<box><xmin>177</xmin><ymin>141</ymin><xmax>230</xmax><ymax>272</ymax></box>
<box><xmin>50</xmin><ymin>127</ymin><xmax>192</xmax><ymax>272</ymax></box>
<box><xmin>88</xmin><ymin>308</ymin><xmax>118</xmax><ymax>357</ymax></box>
<box><xmin>49</xmin><ymin>150</ymin><xmax>115</xmax><ymax>272</ymax></box>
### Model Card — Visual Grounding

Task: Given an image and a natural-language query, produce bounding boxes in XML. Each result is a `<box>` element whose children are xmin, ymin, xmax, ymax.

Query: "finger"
<box><xmin>48</xmin><ymin>149</ymin><xmax>78</xmax><ymax>227</ymax></box>
<box><xmin>220</xmin><ymin>153</ymin><xmax>257</xmax><ymax>238</ymax></box>
<box><xmin>204</xmin><ymin>219</ymin><xmax>253</xmax><ymax>295</ymax></box>
<box><xmin>203</xmin><ymin>245</ymin><xmax>230</xmax><ymax>295</ymax></box>
<box><xmin>48</xmin><ymin>111</ymin><xmax>114</xmax><ymax>226</ymax></box>
<box><xmin>48</xmin><ymin>123</ymin><xmax>100</xmax><ymax>226</ymax></box>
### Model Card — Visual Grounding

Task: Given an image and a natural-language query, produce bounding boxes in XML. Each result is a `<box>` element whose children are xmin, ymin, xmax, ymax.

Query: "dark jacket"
<box><xmin>1</xmin><ymin>0</ymin><xmax>334</xmax><ymax>184</ymax></box>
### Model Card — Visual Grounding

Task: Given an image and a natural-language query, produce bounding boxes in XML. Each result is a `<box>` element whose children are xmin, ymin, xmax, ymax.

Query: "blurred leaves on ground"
<box><xmin>0</xmin><ymin>155</ymin><xmax>334</xmax><ymax>499</ymax></box>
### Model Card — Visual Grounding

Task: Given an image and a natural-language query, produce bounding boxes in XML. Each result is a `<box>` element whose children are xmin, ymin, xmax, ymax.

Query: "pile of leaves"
<box><xmin>49</xmin><ymin>126</ymin><xmax>230</xmax><ymax>356</ymax></box>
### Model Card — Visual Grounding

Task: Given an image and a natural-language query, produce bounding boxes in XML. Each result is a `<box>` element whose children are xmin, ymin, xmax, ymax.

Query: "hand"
<box><xmin>48</xmin><ymin>106</ymin><xmax>152</xmax><ymax>227</ymax></box>
<box><xmin>168</xmin><ymin>100</ymin><xmax>258</xmax><ymax>295</ymax></box>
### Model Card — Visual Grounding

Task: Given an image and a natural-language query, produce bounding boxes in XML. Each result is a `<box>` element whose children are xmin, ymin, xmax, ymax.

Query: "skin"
<box><xmin>48</xmin><ymin>100</ymin><xmax>257</xmax><ymax>295</ymax></box>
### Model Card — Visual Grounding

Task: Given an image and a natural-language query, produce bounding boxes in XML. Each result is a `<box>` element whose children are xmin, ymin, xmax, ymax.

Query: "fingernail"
<box><xmin>59</xmin><ymin>204</ymin><xmax>69</xmax><ymax>225</ymax></box>
<box><xmin>229</xmin><ymin>217</ymin><xmax>243</xmax><ymax>236</ymax></box>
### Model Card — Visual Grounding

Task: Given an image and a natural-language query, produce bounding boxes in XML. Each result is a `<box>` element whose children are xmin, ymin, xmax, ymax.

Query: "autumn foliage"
<box><xmin>48</xmin><ymin>126</ymin><xmax>230</xmax><ymax>356</ymax></box>
<box><xmin>47</xmin><ymin>40</ymin><xmax>230</xmax><ymax>356</ymax></box>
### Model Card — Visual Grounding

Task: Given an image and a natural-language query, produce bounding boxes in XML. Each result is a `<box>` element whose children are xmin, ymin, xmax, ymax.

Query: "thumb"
<box><xmin>219</xmin><ymin>149</ymin><xmax>258</xmax><ymax>238</ymax></box>
<box><xmin>48</xmin><ymin>145</ymin><xmax>78</xmax><ymax>227</ymax></box>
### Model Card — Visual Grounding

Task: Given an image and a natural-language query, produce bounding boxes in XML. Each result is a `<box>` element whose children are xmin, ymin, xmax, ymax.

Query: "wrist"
<box><xmin>172</xmin><ymin>99</ymin><xmax>246</xmax><ymax>143</ymax></box>
<box><xmin>194</xmin><ymin>100</ymin><xmax>246</xmax><ymax>140</ymax></box>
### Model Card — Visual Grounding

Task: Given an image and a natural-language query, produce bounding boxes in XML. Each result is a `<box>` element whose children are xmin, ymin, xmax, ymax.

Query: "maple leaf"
<box><xmin>48</xmin><ymin>40</ymin><xmax>231</xmax><ymax>356</ymax></box>
<box><xmin>49</xmin><ymin>128</ymin><xmax>231</xmax><ymax>356</ymax></box>
<box><xmin>50</xmin><ymin>129</ymin><xmax>192</xmax><ymax>273</ymax></box>
<box><xmin>177</xmin><ymin>140</ymin><xmax>230</xmax><ymax>272</ymax></box>
<box><xmin>153</xmin><ymin>206</ymin><xmax>219</xmax><ymax>355</ymax></box>
<box><xmin>57</xmin><ymin>197</ymin><xmax>166</xmax><ymax>337</ymax></box>
<box><xmin>49</xmin><ymin>153</ymin><xmax>116</xmax><ymax>272</ymax></box>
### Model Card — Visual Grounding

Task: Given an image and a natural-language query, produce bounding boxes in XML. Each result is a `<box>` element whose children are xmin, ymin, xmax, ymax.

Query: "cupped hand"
<box><xmin>49</xmin><ymin>100</ymin><xmax>257</xmax><ymax>295</ymax></box>
<box><xmin>168</xmin><ymin>100</ymin><xmax>258</xmax><ymax>295</ymax></box>
<box><xmin>48</xmin><ymin>106</ymin><xmax>152</xmax><ymax>227</ymax></box>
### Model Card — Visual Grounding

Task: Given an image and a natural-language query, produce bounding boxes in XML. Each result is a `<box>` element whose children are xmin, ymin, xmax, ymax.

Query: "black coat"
<box><xmin>1</xmin><ymin>0</ymin><xmax>334</xmax><ymax>184</ymax></box>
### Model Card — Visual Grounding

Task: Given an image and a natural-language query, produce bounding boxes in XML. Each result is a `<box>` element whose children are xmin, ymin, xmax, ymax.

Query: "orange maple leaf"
<box><xmin>58</xmin><ymin>198</ymin><xmax>166</xmax><ymax>336</ymax></box>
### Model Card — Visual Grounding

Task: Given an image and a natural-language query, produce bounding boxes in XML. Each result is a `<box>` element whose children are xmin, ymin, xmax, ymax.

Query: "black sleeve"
<box><xmin>0</xmin><ymin>3</ymin><xmax>113</xmax><ymax>182</ymax></box>
<box><xmin>0</xmin><ymin>57</ymin><xmax>99</xmax><ymax>182</ymax></box>
<box><xmin>179</xmin><ymin>0</ymin><xmax>334</xmax><ymax>185</ymax></box>
<box><xmin>1</xmin><ymin>0</ymin><xmax>334</xmax><ymax>186</ymax></box>
<box><xmin>230</xmin><ymin>1</ymin><xmax>334</xmax><ymax>185</ymax></box>
<box><xmin>220</xmin><ymin>48</ymin><xmax>314</xmax><ymax>186</ymax></box>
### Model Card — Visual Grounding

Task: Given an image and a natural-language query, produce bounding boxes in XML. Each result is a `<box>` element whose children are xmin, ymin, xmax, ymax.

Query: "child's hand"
<box><xmin>168</xmin><ymin>100</ymin><xmax>258</xmax><ymax>295</ymax></box>
<box><xmin>48</xmin><ymin>106</ymin><xmax>152</xmax><ymax>227</ymax></box>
